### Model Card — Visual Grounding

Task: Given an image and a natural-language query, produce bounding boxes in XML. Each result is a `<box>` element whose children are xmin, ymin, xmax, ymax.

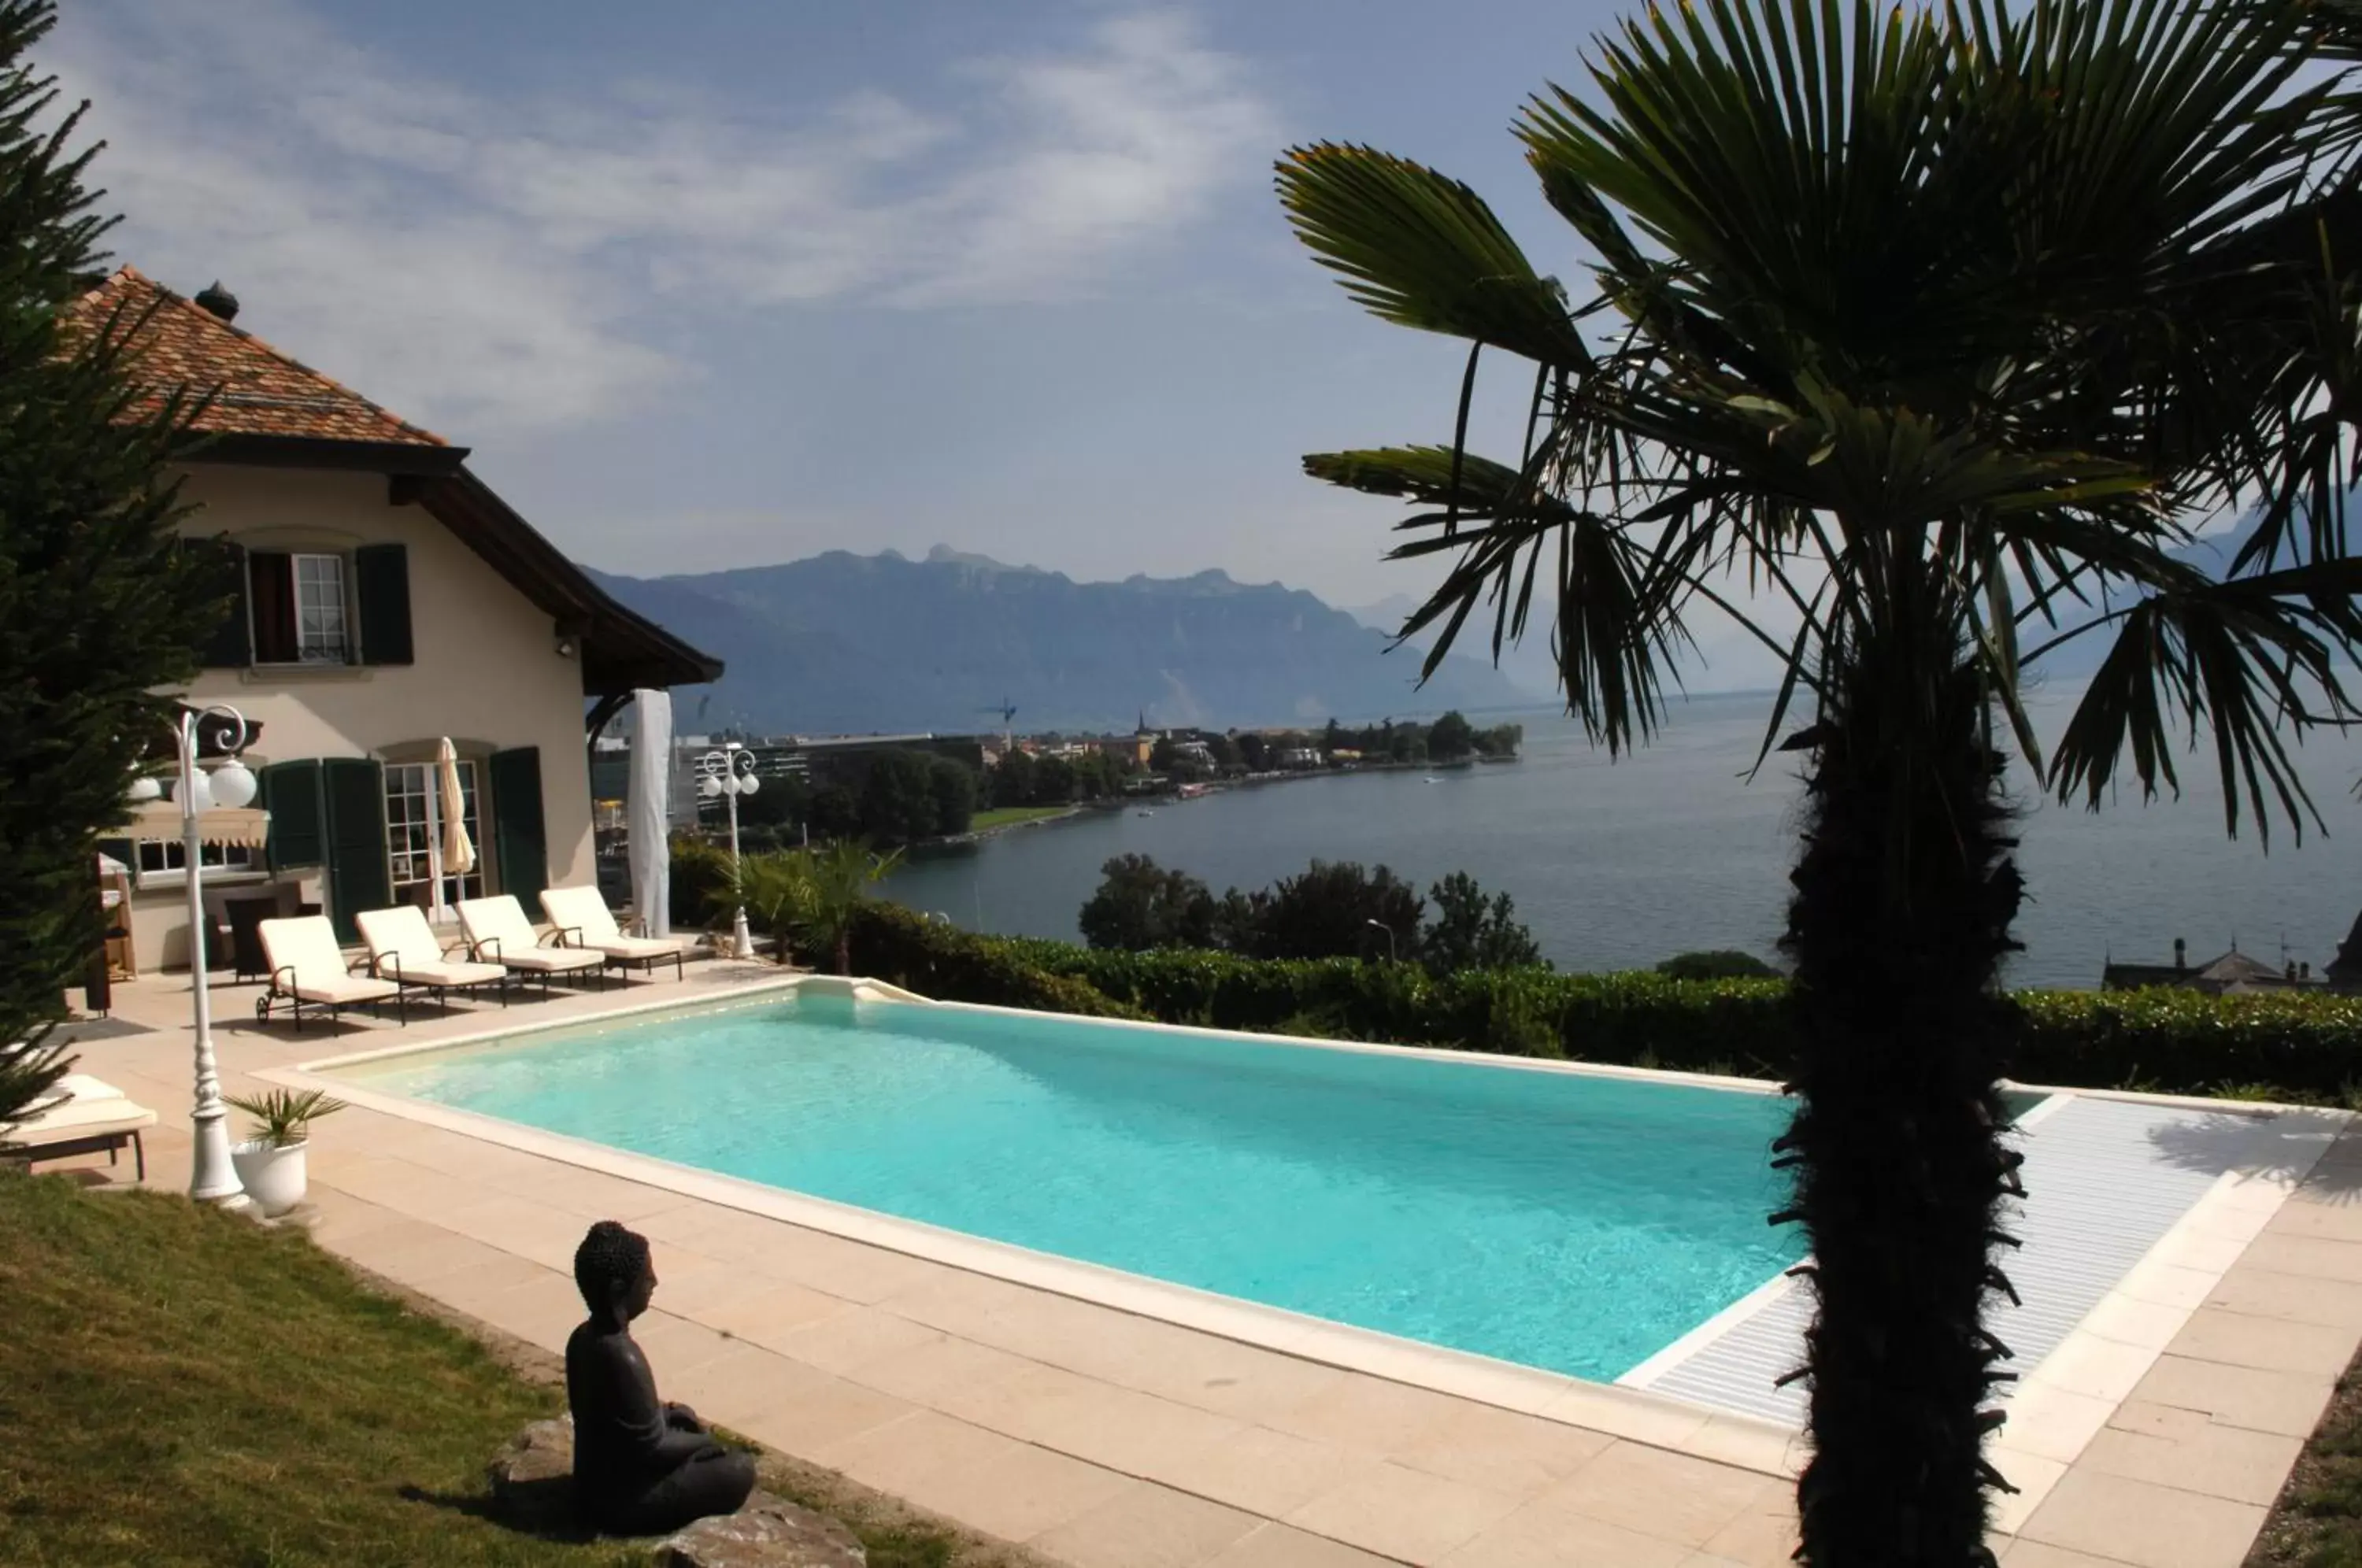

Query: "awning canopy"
<box><xmin>126</xmin><ymin>801</ymin><xmax>272</xmax><ymax>848</ymax></box>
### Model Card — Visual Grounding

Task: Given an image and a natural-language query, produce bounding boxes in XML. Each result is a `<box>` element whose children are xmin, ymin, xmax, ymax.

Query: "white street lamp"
<box><xmin>172</xmin><ymin>703</ymin><xmax>254</xmax><ymax>1208</ymax></box>
<box><xmin>696</xmin><ymin>744</ymin><xmax>760</xmax><ymax>960</ymax></box>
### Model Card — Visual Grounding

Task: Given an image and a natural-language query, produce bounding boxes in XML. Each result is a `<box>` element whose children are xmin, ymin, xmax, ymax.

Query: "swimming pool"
<box><xmin>335</xmin><ymin>990</ymin><xmax>1802</xmax><ymax>1381</ymax></box>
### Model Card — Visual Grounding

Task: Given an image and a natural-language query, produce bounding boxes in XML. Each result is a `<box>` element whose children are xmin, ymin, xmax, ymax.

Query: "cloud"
<box><xmin>47</xmin><ymin>2</ymin><xmax>1277</xmax><ymax>435</ymax></box>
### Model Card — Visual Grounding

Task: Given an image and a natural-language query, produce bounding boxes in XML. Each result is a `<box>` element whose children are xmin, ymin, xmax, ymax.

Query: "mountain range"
<box><xmin>589</xmin><ymin>547</ymin><xmax>1537</xmax><ymax>736</ymax></box>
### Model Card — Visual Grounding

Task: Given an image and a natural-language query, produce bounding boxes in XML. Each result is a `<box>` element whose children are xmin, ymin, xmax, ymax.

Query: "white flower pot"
<box><xmin>231</xmin><ymin>1138</ymin><xmax>308</xmax><ymax>1216</ymax></box>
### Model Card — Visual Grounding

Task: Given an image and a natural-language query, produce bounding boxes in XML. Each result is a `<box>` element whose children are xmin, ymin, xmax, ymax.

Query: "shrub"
<box><xmin>2011</xmin><ymin>988</ymin><xmax>2362</xmax><ymax>1100</ymax></box>
<box><xmin>1657</xmin><ymin>949</ymin><xmax>1783</xmax><ymax>981</ymax></box>
<box><xmin>668</xmin><ymin>836</ymin><xmax>735</xmax><ymax>930</ymax></box>
<box><xmin>850</xmin><ymin>904</ymin><xmax>1150</xmax><ymax>1019</ymax></box>
<box><xmin>843</xmin><ymin>908</ymin><xmax>2362</xmax><ymax>1102</ymax></box>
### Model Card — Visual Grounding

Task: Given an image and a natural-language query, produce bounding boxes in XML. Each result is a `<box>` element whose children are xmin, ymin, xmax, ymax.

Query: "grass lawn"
<box><xmin>2248</xmin><ymin>1343</ymin><xmax>2362</xmax><ymax>1566</ymax></box>
<box><xmin>0</xmin><ymin>1170</ymin><xmax>1005</xmax><ymax>1568</ymax></box>
<box><xmin>966</xmin><ymin>806</ymin><xmax>1072</xmax><ymax>832</ymax></box>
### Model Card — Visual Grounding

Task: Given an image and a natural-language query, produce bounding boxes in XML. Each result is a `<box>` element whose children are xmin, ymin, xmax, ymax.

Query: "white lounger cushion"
<box><xmin>258</xmin><ymin>915</ymin><xmax>402</xmax><ymax>1005</ymax></box>
<box><xmin>457</xmin><ymin>896</ymin><xmax>605</xmax><ymax>973</ymax></box>
<box><xmin>539</xmin><ymin>886</ymin><xmax>684</xmax><ymax>960</ymax></box>
<box><xmin>377</xmin><ymin>955</ymin><xmax>509</xmax><ymax>986</ymax></box>
<box><xmin>42</xmin><ymin>1074</ymin><xmax>127</xmax><ymax>1109</ymax></box>
<box><xmin>357</xmin><ymin>906</ymin><xmax>509</xmax><ymax>989</ymax></box>
<box><xmin>3</xmin><ymin>1075</ymin><xmax>157</xmax><ymax>1146</ymax></box>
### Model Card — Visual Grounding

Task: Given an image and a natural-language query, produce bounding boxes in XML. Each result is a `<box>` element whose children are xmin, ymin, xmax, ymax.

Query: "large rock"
<box><xmin>656</xmin><ymin>1492</ymin><xmax>867</xmax><ymax>1568</ymax></box>
<box><xmin>487</xmin><ymin>1417</ymin><xmax>577</xmax><ymax>1530</ymax></box>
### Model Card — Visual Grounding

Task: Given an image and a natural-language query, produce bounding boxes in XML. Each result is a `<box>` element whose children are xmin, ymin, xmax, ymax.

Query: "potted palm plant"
<box><xmin>224</xmin><ymin>1088</ymin><xmax>345</xmax><ymax>1215</ymax></box>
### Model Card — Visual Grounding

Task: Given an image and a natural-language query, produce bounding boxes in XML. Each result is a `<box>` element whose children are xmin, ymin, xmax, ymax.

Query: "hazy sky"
<box><xmin>50</xmin><ymin>0</ymin><xmax>1809</xmax><ymax>689</ymax></box>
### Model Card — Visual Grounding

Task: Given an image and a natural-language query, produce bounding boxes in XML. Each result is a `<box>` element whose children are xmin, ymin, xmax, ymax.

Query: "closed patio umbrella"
<box><xmin>434</xmin><ymin>738</ymin><xmax>474</xmax><ymax>919</ymax></box>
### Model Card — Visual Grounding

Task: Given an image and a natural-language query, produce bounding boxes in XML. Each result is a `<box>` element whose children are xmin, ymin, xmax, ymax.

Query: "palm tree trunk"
<box><xmin>1782</xmin><ymin>638</ymin><xmax>2027</xmax><ymax>1568</ymax></box>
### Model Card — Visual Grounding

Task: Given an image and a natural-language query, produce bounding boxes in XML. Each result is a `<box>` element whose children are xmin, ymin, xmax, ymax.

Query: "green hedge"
<box><xmin>2010</xmin><ymin>988</ymin><xmax>2362</xmax><ymax>1100</ymax></box>
<box><xmin>852</xmin><ymin>906</ymin><xmax>1150</xmax><ymax>1021</ymax></box>
<box><xmin>850</xmin><ymin>905</ymin><xmax>2362</xmax><ymax>1102</ymax></box>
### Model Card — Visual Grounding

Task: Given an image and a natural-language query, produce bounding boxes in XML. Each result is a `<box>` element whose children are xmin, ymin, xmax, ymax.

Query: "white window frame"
<box><xmin>292</xmin><ymin>552</ymin><xmax>350</xmax><ymax>664</ymax></box>
<box><xmin>383</xmin><ymin>759</ymin><xmax>487</xmax><ymax>904</ymax></box>
<box><xmin>131</xmin><ymin>838</ymin><xmax>264</xmax><ymax>889</ymax></box>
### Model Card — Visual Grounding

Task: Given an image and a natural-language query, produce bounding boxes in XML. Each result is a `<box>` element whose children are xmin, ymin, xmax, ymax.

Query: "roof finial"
<box><xmin>194</xmin><ymin>280</ymin><xmax>239</xmax><ymax>323</ymax></box>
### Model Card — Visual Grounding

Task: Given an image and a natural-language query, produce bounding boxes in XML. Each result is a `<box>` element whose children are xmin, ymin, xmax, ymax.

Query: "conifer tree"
<box><xmin>0</xmin><ymin>0</ymin><xmax>223</xmax><ymax>1117</ymax></box>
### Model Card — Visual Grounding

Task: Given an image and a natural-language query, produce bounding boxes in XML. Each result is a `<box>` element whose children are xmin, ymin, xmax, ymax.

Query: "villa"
<box><xmin>75</xmin><ymin>269</ymin><xmax>720</xmax><ymax>970</ymax></box>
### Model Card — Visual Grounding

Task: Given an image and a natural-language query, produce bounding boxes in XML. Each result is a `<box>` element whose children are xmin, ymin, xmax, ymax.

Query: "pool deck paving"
<box><xmin>33</xmin><ymin>959</ymin><xmax>2362</xmax><ymax>1568</ymax></box>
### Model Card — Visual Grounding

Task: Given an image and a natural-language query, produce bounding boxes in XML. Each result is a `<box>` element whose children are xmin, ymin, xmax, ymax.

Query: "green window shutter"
<box><xmin>488</xmin><ymin>746</ymin><xmax>546</xmax><ymax>904</ymax></box>
<box><xmin>320</xmin><ymin>757</ymin><xmax>388</xmax><ymax>944</ymax></box>
<box><xmin>354</xmin><ymin>543</ymin><xmax>413</xmax><ymax>666</ymax></box>
<box><xmin>188</xmin><ymin>538</ymin><xmax>250</xmax><ymax>668</ymax></box>
<box><xmin>257</xmin><ymin>760</ymin><xmax>324</xmax><ymax>871</ymax></box>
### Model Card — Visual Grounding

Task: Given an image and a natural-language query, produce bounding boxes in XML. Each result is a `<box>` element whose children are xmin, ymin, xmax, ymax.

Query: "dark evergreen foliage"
<box><xmin>0</xmin><ymin>0</ymin><xmax>222</xmax><ymax>1108</ymax></box>
<box><xmin>1078</xmin><ymin>854</ymin><xmax>1219</xmax><ymax>951</ymax></box>
<box><xmin>1420</xmin><ymin>871</ymin><xmax>1544</xmax><ymax>976</ymax></box>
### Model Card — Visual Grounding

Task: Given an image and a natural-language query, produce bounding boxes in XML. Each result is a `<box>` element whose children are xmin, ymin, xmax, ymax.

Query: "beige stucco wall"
<box><xmin>126</xmin><ymin>464</ymin><xmax>594</xmax><ymax>969</ymax></box>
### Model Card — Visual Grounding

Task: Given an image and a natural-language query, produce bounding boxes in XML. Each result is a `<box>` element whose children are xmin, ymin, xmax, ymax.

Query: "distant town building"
<box><xmin>2101</xmin><ymin>937</ymin><xmax>2327</xmax><ymax>995</ymax></box>
<box><xmin>2328</xmin><ymin>912</ymin><xmax>2362</xmax><ymax>991</ymax></box>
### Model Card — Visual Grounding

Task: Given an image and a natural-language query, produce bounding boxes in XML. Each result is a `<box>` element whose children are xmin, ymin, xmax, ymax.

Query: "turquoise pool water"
<box><xmin>339</xmin><ymin>993</ymin><xmax>1801</xmax><ymax>1380</ymax></box>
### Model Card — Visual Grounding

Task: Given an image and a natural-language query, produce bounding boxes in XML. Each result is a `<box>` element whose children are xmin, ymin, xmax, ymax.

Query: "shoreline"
<box><xmin>920</xmin><ymin>750</ymin><xmax>1531</xmax><ymax>849</ymax></box>
<box><xmin>926</xmin><ymin>803</ymin><xmax>1087</xmax><ymax>848</ymax></box>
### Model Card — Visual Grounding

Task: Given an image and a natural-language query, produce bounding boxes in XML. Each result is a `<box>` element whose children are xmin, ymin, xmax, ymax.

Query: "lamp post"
<box><xmin>697</xmin><ymin>744</ymin><xmax>760</xmax><ymax>960</ymax></box>
<box><xmin>172</xmin><ymin>704</ymin><xmax>257</xmax><ymax>1207</ymax></box>
<box><xmin>1364</xmin><ymin>917</ymin><xmax>1398</xmax><ymax>964</ymax></box>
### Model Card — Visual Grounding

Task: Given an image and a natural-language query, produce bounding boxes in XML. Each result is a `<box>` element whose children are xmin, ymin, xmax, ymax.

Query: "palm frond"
<box><xmin>1305</xmin><ymin>444</ymin><xmax>1686</xmax><ymax>751</ymax></box>
<box><xmin>1274</xmin><ymin>144</ymin><xmax>1591</xmax><ymax>370</ymax></box>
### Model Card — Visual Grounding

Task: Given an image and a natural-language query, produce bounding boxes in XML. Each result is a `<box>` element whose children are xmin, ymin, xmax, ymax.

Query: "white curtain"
<box><xmin>628</xmin><ymin>689</ymin><xmax>672</xmax><ymax>937</ymax></box>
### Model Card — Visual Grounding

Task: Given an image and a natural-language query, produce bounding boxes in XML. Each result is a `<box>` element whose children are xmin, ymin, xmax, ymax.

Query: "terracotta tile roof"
<box><xmin>66</xmin><ymin>265</ymin><xmax>446</xmax><ymax>447</ymax></box>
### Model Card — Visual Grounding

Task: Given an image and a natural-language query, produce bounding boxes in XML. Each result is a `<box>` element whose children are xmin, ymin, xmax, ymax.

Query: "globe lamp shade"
<box><xmin>738</xmin><ymin>775</ymin><xmax>760</xmax><ymax>797</ymax></box>
<box><xmin>182</xmin><ymin>770</ymin><xmax>214</xmax><ymax>812</ymax></box>
<box><xmin>699</xmin><ymin>775</ymin><xmax>723</xmax><ymax>799</ymax></box>
<box><xmin>208</xmin><ymin>759</ymin><xmax>258</xmax><ymax>810</ymax></box>
<box><xmin>127</xmin><ymin>774</ymin><xmax>163</xmax><ymax>804</ymax></box>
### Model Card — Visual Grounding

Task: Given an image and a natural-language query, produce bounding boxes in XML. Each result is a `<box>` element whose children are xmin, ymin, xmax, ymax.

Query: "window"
<box><xmin>248</xmin><ymin>551</ymin><xmax>350</xmax><ymax>664</ymax></box>
<box><xmin>132</xmin><ymin>839</ymin><xmax>259</xmax><ymax>887</ymax></box>
<box><xmin>384</xmin><ymin>760</ymin><xmax>485</xmax><ymax>908</ymax></box>
<box><xmin>294</xmin><ymin>554</ymin><xmax>348</xmax><ymax>662</ymax></box>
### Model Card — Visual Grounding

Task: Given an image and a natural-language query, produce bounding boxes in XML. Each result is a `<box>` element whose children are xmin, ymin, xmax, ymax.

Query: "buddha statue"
<box><xmin>565</xmin><ymin>1220</ymin><xmax>757</xmax><ymax>1534</ymax></box>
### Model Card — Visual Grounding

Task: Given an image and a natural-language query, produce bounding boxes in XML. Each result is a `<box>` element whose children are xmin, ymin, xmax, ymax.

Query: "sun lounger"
<box><xmin>2</xmin><ymin>1072</ymin><xmax>157</xmax><ymax>1179</ymax></box>
<box><xmin>357</xmin><ymin>905</ymin><xmax>511</xmax><ymax>1007</ymax></box>
<box><xmin>256</xmin><ymin>915</ymin><xmax>406</xmax><ymax>1031</ymax></box>
<box><xmin>539</xmin><ymin>886</ymin><xmax>687</xmax><ymax>982</ymax></box>
<box><xmin>456</xmin><ymin>895</ymin><xmax>609</xmax><ymax>989</ymax></box>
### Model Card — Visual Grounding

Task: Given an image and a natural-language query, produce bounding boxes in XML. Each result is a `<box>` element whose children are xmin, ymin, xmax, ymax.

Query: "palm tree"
<box><xmin>802</xmin><ymin>840</ymin><xmax>905</xmax><ymax>976</ymax></box>
<box><xmin>1278</xmin><ymin>1</ymin><xmax>2362</xmax><ymax>1562</ymax></box>
<box><xmin>716</xmin><ymin>850</ymin><xmax>816</xmax><ymax>963</ymax></box>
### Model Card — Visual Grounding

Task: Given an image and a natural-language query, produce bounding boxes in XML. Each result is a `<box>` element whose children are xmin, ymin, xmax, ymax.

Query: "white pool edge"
<box><xmin>272</xmin><ymin>972</ymin><xmax>2340</xmax><ymax>1496</ymax></box>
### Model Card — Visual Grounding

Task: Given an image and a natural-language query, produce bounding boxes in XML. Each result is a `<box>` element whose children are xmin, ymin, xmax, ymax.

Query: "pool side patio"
<box><xmin>42</xmin><ymin>963</ymin><xmax>2362</xmax><ymax>1568</ymax></box>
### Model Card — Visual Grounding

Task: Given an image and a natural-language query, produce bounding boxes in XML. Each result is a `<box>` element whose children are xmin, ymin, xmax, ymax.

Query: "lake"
<box><xmin>882</xmin><ymin>686</ymin><xmax>2362</xmax><ymax>989</ymax></box>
